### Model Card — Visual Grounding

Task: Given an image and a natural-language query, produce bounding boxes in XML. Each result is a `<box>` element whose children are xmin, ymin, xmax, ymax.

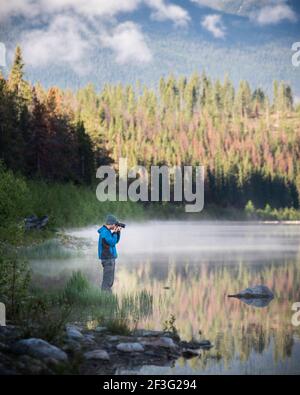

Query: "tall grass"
<box><xmin>62</xmin><ymin>271</ymin><xmax>153</xmax><ymax>331</ymax></box>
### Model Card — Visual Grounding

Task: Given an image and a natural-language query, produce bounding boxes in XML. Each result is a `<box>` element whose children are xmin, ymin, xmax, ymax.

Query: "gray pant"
<box><xmin>101</xmin><ymin>258</ymin><xmax>116</xmax><ymax>292</ymax></box>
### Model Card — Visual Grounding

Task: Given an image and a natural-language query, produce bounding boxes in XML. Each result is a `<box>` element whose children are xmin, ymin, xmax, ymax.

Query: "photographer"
<box><xmin>97</xmin><ymin>214</ymin><xmax>124</xmax><ymax>292</ymax></box>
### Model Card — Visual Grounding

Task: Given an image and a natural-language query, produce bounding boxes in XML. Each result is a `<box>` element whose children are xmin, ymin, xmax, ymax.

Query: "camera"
<box><xmin>116</xmin><ymin>222</ymin><xmax>126</xmax><ymax>228</ymax></box>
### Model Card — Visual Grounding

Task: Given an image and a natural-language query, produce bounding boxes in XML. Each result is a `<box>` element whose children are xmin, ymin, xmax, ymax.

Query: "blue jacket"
<box><xmin>98</xmin><ymin>225</ymin><xmax>120</xmax><ymax>260</ymax></box>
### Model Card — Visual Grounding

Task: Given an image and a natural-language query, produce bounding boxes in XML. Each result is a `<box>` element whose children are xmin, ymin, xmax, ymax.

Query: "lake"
<box><xmin>30</xmin><ymin>222</ymin><xmax>300</xmax><ymax>375</ymax></box>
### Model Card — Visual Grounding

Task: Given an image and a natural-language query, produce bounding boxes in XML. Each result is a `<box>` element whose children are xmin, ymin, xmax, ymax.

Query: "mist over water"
<box><xmin>68</xmin><ymin>221</ymin><xmax>300</xmax><ymax>258</ymax></box>
<box><xmin>31</xmin><ymin>222</ymin><xmax>300</xmax><ymax>375</ymax></box>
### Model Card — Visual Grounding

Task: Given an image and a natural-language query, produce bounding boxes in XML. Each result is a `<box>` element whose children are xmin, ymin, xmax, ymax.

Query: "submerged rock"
<box><xmin>13</xmin><ymin>338</ymin><xmax>68</xmax><ymax>363</ymax></box>
<box><xmin>228</xmin><ymin>285</ymin><xmax>274</xmax><ymax>299</ymax></box>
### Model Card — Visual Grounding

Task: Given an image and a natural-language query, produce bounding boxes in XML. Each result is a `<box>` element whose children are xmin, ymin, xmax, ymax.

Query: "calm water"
<box><xmin>31</xmin><ymin>222</ymin><xmax>300</xmax><ymax>375</ymax></box>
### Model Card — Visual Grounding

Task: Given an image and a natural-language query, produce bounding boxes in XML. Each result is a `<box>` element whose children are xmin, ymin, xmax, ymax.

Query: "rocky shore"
<box><xmin>0</xmin><ymin>324</ymin><xmax>212</xmax><ymax>375</ymax></box>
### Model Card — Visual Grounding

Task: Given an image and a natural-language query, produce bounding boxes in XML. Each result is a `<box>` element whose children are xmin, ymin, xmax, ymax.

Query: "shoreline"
<box><xmin>0</xmin><ymin>324</ymin><xmax>212</xmax><ymax>375</ymax></box>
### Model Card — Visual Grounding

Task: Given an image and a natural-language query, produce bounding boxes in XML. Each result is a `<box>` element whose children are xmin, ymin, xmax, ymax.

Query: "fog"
<box><xmin>30</xmin><ymin>221</ymin><xmax>300</xmax><ymax>374</ymax></box>
<box><xmin>66</xmin><ymin>221</ymin><xmax>300</xmax><ymax>263</ymax></box>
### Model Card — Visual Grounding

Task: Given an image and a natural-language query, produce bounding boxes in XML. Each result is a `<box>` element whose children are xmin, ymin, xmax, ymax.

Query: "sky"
<box><xmin>0</xmin><ymin>0</ymin><xmax>299</xmax><ymax>96</ymax></box>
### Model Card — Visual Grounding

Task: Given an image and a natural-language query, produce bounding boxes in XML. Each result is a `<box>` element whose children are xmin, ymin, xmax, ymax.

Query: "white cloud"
<box><xmin>21</xmin><ymin>15</ymin><xmax>93</xmax><ymax>74</ymax></box>
<box><xmin>201</xmin><ymin>14</ymin><xmax>226</xmax><ymax>38</ymax></box>
<box><xmin>0</xmin><ymin>0</ymin><xmax>190</xmax><ymax>25</ymax></box>
<box><xmin>0</xmin><ymin>0</ymin><xmax>141</xmax><ymax>20</ymax></box>
<box><xmin>251</xmin><ymin>4</ymin><xmax>297</xmax><ymax>25</ymax></box>
<box><xmin>146</xmin><ymin>0</ymin><xmax>190</xmax><ymax>26</ymax></box>
<box><xmin>0</xmin><ymin>0</ymin><xmax>39</xmax><ymax>21</ymax></box>
<box><xmin>100</xmin><ymin>22</ymin><xmax>152</xmax><ymax>64</ymax></box>
<box><xmin>191</xmin><ymin>0</ymin><xmax>298</xmax><ymax>25</ymax></box>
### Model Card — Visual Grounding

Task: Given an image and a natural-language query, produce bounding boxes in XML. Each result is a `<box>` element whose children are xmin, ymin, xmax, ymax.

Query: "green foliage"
<box><xmin>18</xmin><ymin>292</ymin><xmax>72</xmax><ymax>342</ymax></box>
<box><xmin>245</xmin><ymin>200</ymin><xmax>256</xmax><ymax>219</ymax></box>
<box><xmin>163</xmin><ymin>314</ymin><xmax>179</xmax><ymax>338</ymax></box>
<box><xmin>27</xmin><ymin>180</ymin><xmax>145</xmax><ymax>228</ymax></box>
<box><xmin>105</xmin><ymin>316</ymin><xmax>131</xmax><ymax>336</ymax></box>
<box><xmin>0</xmin><ymin>245</ymin><xmax>31</xmax><ymax>320</ymax></box>
<box><xmin>1</xmin><ymin>46</ymin><xmax>300</xmax><ymax>218</ymax></box>
<box><xmin>0</xmin><ymin>162</ymin><xmax>30</xmax><ymax>224</ymax></box>
<box><xmin>62</xmin><ymin>271</ymin><xmax>153</xmax><ymax>331</ymax></box>
<box><xmin>63</xmin><ymin>271</ymin><xmax>91</xmax><ymax>302</ymax></box>
<box><xmin>244</xmin><ymin>201</ymin><xmax>300</xmax><ymax>221</ymax></box>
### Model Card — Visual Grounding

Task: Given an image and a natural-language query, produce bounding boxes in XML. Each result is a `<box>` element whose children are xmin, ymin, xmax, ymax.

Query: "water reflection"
<box><xmin>31</xmin><ymin>222</ymin><xmax>300</xmax><ymax>374</ymax></box>
<box><xmin>235</xmin><ymin>297</ymin><xmax>274</xmax><ymax>308</ymax></box>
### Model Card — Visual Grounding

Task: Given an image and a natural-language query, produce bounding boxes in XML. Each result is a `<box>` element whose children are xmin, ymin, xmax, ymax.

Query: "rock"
<box><xmin>180</xmin><ymin>339</ymin><xmax>212</xmax><ymax>349</ymax></box>
<box><xmin>141</xmin><ymin>336</ymin><xmax>177</xmax><ymax>349</ymax></box>
<box><xmin>116</xmin><ymin>342</ymin><xmax>145</xmax><ymax>352</ymax></box>
<box><xmin>18</xmin><ymin>355</ymin><xmax>50</xmax><ymax>374</ymax></box>
<box><xmin>66</xmin><ymin>325</ymin><xmax>84</xmax><ymax>340</ymax></box>
<box><xmin>62</xmin><ymin>339</ymin><xmax>82</xmax><ymax>353</ymax></box>
<box><xmin>156</xmin><ymin>337</ymin><xmax>177</xmax><ymax>349</ymax></box>
<box><xmin>84</xmin><ymin>350</ymin><xmax>110</xmax><ymax>361</ymax></box>
<box><xmin>228</xmin><ymin>285</ymin><xmax>274</xmax><ymax>299</ymax></box>
<box><xmin>197</xmin><ymin>340</ymin><xmax>212</xmax><ymax>348</ymax></box>
<box><xmin>82</xmin><ymin>335</ymin><xmax>96</xmax><ymax>346</ymax></box>
<box><xmin>13</xmin><ymin>338</ymin><xmax>68</xmax><ymax>363</ymax></box>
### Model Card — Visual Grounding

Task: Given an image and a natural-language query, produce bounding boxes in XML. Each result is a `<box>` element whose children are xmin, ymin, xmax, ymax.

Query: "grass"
<box><xmin>61</xmin><ymin>271</ymin><xmax>153</xmax><ymax>333</ymax></box>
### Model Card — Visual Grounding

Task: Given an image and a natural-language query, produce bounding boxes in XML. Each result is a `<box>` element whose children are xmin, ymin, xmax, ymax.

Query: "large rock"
<box><xmin>228</xmin><ymin>285</ymin><xmax>274</xmax><ymax>299</ymax></box>
<box><xmin>84</xmin><ymin>350</ymin><xmax>110</xmax><ymax>361</ymax></box>
<box><xmin>13</xmin><ymin>338</ymin><xmax>68</xmax><ymax>363</ymax></box>
<box><xmin>116</xmin><ymin>342</ymin><xmax>145</xmax><ymax>352</ymax></box>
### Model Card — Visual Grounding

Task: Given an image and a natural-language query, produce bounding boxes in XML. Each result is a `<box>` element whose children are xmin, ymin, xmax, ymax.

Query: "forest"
<box><xmin>1</xmin><ymin>46</ymin><xmax>300</xmax><ymax>214</ymax></box>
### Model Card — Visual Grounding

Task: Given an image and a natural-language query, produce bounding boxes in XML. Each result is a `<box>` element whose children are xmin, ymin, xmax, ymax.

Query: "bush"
<box><xmin>0</xmin><ymin>162</ymin><xmax>31</xmax><ymax>224</ymax></box>
<box><xmin>0</xmin><ymin>245</ymin><xmax>31</xmax><ymax>320</ymax></box>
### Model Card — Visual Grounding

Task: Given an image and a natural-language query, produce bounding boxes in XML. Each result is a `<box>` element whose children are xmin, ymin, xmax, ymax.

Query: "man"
<box><xmin>98</xmin><ymin>214</ymin><xmax>122</xmax><ymax>292</ymax></box>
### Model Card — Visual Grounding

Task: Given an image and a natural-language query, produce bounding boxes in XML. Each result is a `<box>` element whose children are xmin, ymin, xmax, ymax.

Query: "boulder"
<box><xmin>13</xmin><ymin>338</ymin><xmax>68</xmax><ymax>363</ymax></box>
<box><xmin>228</xmin><ymin>285</ymin><xmax>274</xmax><ymax>299</ymax></box>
